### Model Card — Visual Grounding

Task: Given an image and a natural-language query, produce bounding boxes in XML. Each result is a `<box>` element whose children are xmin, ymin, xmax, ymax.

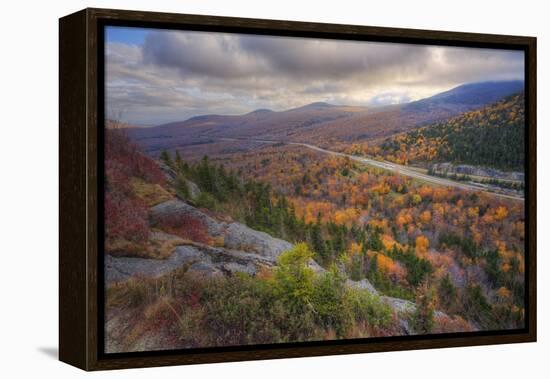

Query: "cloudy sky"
<box><xmin>105</xmin><ymin>26</ymin><xmax>524</xmax><ymax>126</ymax></box>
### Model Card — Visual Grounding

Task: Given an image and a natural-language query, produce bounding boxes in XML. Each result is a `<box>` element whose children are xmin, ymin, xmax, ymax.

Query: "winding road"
<box><xmin>218</xmin><ymin>137</ymin><xmax>524</xmax><ymax>202</ymax></box>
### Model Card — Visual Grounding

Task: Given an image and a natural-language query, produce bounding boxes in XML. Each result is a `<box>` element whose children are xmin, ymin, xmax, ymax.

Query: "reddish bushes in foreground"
<box><xmin>156</xmin><ymin>213</ymin><xmax>211</xmax><ymax>245</ymax></box>
<box><xmin>105</xmin><ymin>128</ymin><xmax>165</xmax><ymax>243</ymax></box>
<box><xmin>105</xmin><ymin>129</ymin><xmax>165</xmax><ymax>186</ymax></box>
<box><xmin>105</xmin><ymin>189</ymin><xmax>149</xmax><ymax>242</ymax></box>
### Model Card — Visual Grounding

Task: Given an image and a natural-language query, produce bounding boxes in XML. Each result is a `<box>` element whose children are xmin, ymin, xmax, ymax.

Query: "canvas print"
<box><xmin>103</xmin><ymin>26</ymin><xmax>526</xmax><ymax>353</ymax></box>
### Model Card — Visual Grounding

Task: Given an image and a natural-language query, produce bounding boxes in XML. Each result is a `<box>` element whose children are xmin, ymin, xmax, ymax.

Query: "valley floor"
<box><xmin>218</xmin><ymin>138</ymin><xmax>524</xmax><ymax>201</ymax></box>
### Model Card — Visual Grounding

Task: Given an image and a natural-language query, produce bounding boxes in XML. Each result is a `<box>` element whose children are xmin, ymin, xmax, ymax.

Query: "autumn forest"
<box><xmin>104</xmin><ymin>27</ymin><xmax>526</xmax><ymax>353</ymax></box>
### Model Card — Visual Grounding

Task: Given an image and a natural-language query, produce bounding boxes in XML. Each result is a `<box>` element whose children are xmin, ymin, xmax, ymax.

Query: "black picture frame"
<box><xmin>59</xmin><ymin>7</ymin><xmax>537</xmax><ymax>371</ymax></box>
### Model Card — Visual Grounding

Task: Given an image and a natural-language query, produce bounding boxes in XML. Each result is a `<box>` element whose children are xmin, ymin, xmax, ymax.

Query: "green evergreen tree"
<box><xmin>368</xmin><ymin>228</ymin><xmax>384</xmax><ymax>251</ymax></box>
<box><xmin>174</xmin><ymin>174</ymin><xmax>190</xmax><ymax>201</ymax></box>
<box><xmin>174</xmin><ymin>150</ymin><xmax>183</xmax><ymax>171</ymax></box>
<box><xmin>438</xmin><ymin>273</ymin><xmax>457</xmax><ymax>312</ymax></box>
<box><xmin>159</xmin><ymin>150</ymin><xmax>173</xmax><ymax>168</ymax></box>
<box><xmin>412</xmin><ymin>282</ymin><xmax>436</xmax><ymax>334</ymax></box>
<box><xmin>311</xmin><ymin>212</ymin><xmax>328</xmax><ymax>264</ymax></box>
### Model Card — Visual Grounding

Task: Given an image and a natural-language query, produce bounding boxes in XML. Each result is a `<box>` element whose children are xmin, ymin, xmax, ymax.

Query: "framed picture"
<box><xmin>59</xmin><ymin>8</ymin><xmax>536</xmax><ymax>371</ymax></box>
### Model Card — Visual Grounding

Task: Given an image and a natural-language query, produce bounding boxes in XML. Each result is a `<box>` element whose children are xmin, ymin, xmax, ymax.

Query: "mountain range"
<box><xmin>126</xmin><ymin>80</ymin><xmax>524</xmax><ymax>156</ymax></box>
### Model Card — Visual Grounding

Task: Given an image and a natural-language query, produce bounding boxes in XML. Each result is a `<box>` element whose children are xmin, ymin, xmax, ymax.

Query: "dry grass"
<box><xmin>106</xmin><ymin>295</ymin><xmax>185</xmax><ymax>353</ymax></box>
<box><xmin>147</xmin><ymin>233</ymin><xmax>187</xmax><ymax>259</ymax></box>
<box><xmin>106</xmin><ymin>278</ymin><xmax>150</xmax><ymax>308</ymax></box>
<box><xmin>211</xmin><ymin>235</ymin><xmax>225</xmax><ymax>247</ymax></box>
<box><xmin>433</xmin><ymin>314</ymin><xmax>475</xmax><ymax>333</ymax></box>
<box><xmin>105</xmin><ymin>269</ymin><xmax>209</xmax><ymax>352</ymax></box>
<box><xmin>130</xmin><ymin>177</ymin><xmax>173</xmax><ymax>207</ymax></box>
<box><xmin>106</xmin><ymin>232</ymin><xmax>186</xmax><ymax>259</ymax></box>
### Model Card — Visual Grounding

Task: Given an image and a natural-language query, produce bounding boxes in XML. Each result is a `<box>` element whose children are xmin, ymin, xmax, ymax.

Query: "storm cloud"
<box><xmin>105</xmin><ymin>27</ymin><xmax>524</xmax><ymax>125</ymax></box>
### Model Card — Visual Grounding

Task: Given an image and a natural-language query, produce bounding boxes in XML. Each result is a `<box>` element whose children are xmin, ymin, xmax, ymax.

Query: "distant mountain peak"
<box><xmin>247</xmin><ymin>108</ymin><xmax>274</xmax><ymax>115</ymax></box>
<box><xmin>186</xmin><ymin>114</ymin><xmax>220</xmax><ymax>122</ymax></box>
<box><xmin>429</xmin><ymin>80</ymin><xmax>524</xmax><ymax>102</ymax></box>
<box><xmin>306</xmin><ymin>101</ymin><xmax>334</xmax><ymax>108</ymax></box>
<box><xmin>405</xmin><ymin>80</ymin><xmax>524</xmax><ymax>112</ymax></box>
<box><xmin>284</xmin><ymin>102</ymin><xmax>336</xmax><ymax>112</ymax></box>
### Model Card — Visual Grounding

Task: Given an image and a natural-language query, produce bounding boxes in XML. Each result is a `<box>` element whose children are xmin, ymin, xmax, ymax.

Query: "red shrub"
<box><xmin>104</xmin><ymin>128</ymin><xmax>164</xmax><ymax>242</ymax></box>
<box><xmin>157</xmin><ymin>213</ymin><xmax>211</xmax><ymax>245</ymax></box>
<box><xmin>105</xmin><ymin>129</ymin><xmax>165</xmax><ymax>186</ymax></box>
<box><xmin>105</xmin><ymin>160</ymin><xmax>132</xmax><ymax>195</ymax></box>
<box><xmin>105</xmin><ymin>188</ymin><xmax>149</xmax><ymax>242</ymax></box>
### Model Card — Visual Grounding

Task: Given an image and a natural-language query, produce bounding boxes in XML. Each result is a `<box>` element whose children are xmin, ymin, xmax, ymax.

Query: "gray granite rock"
<box><xmin>157</xmin><ymin>161</ymin><xmax>177</xmax><ymax>180</ymax></box>
<box><xmin>221</xmin><ymin>262</ymin><xmax>257</xmax><ymax>276</ymax></box>
<box><xmin>382</xmin><ymin>296</ymin><xmax>416</xmax><ymax>314</ymax></box>
<box><xmin>306</xmin><ymin>259</ymin><xmax>325</xmax><ymax>274</ymax></box>
<box><xmin>105</xmin><ymin>245</ymin><xmax>211</xmax><ymax>283</ymax></box>
<box><xmin>150</xmin><ymin>199</ymin><xmax>225</xmax><ymax>236</ymax></box>
<box><xmin>105</xmin><ymin>241</ymin><xmax>282</xmax><ymax>284</ymax></box>
<box><xmin>183</xmin><ymin>178</ymin><xmax>201</xmax><ymax>200</ymax></box>
<box><xmin>151</xmin><ymin>199</ymin><xmax>293</xmax><ymax>261</ymax></box>
<box><xmin>346</xmin><ymin>278</ymin><xmax>378</xmax><ymax>295</ymax></box>
<box><xmin>223</xmin><ymin>222</ymin><xmax>293</xmax><ymax>260</ymax></box>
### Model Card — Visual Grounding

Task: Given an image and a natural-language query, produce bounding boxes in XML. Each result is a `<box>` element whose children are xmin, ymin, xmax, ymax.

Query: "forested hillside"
<box><xmin>375</xmin><ymin>93</ymin><xmax>525</xmax><ymax>171</ymax></box>
<box><xmin>102</xmin><ymin>21</ymin><xmax>529</xmax><ymax>355</ymax></box>
<box><xmin>104</xmin><ymin>127</ymin><xmax>525</xmax><ymax>352</ymax></box>
<box><xmin>177</xmin><ymin>144</ymin><xmax>526</xmax><ymax>330</ymax></box>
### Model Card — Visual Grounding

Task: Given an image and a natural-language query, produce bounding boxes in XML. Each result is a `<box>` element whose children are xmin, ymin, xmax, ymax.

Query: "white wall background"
<box><xmin>0</xmin><ymin>0</ymin><xmax>546</xmax><ymax>377</ymax></box>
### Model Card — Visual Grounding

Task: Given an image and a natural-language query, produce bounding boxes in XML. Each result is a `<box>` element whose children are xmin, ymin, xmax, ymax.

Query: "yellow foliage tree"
<box><xmin>419</xmin><ymin>210</ymin><xmax>432</xmax><ymax>224</ymax></box>
<box><xmin>376</xmin><ymin>254</ymin><xmax>406</xmax><ymax>282</ymax></box>
<box><xmin>467</xmin><ymin>207</ymin><xmax>479</xmax><ymax>218</ymax></box>
<box><xmin>494</xmin><ymin>206</ymin><xmax>509</xmax><ymax>221</ymax></box>
<box><xmin>496</xmin><ymin>286</ymin><xmax>512</xmax><ymax>300</ymax></box>
<box><xmin>415</xmin><ymin>235</ymin><xmax>430</xmax><ymax>256</ymax></box>
<box><xmin>348</xmin><ymin>242</ymin><xmax>362</xmax><ymax>258</ymax></box>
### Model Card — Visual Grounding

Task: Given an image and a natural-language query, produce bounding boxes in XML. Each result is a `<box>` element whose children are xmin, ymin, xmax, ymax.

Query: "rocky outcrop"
<box><xmin>113</xmin><ymin>198</ymin><xmax>378</xmax><ymax>294</ymax></box>
<box><xmin>381</xmin><ymin>296</ymin><xmax>416</xmax><ymax>315</ymax></box>
<box><xmin>183</xmin><ymin>178</ymin><xmax>201</xmax><ymax>200</ymax></box>
<box><xmin>150</xmin><ymin>199</ymin><xmax>293</xmax><ymax>259</ymax></box>
<box><xmin>379</xmin><ymin>295</ymin><xmax>462</xmax><ymax>335</ymax></box>
<box><xmin>223</xmin><ymin>222</ymin><xmax>293</xmax><ymax>260</ymax></box>
<box><xmin>157</xmin><ymin>162</ymin><xmax>201</xmax><ymax>201</ymax></box>
<box><xmin>105</xmin><ymin>244</ymin><xmax>213</xmax><ymax>283</ymax></box>
<box><xmin>110</xmin><ymin>197</ymin><xmax>469</xmax><ymax>335</ymax></box>
<box><xmin>105</xmin><ymin>241</ymin><xmax>277</xmax><ymax>284</ymax></box>
<box><xmin>150</xmin><ymin>199</ymin><xmax>225</xmax><ymax>236</ymax></box>
<box><xmin>307</xmin><ymin>259</ymin><xmax>325</xmax><ymax>274</ymax></box>
<box><xmin>346</xmin><ymin>278</ymin><xmax>378</xmax><ymax>295</ymax></box>
<box><xmin>157</xmin><ymin>161</ymin><xmax>177</xmax><ymax>180</ymax></box>
<box><xmin>109</xmin><ymin>198</ymin><xmax>295</xmax><ymax>284</ymax></box>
